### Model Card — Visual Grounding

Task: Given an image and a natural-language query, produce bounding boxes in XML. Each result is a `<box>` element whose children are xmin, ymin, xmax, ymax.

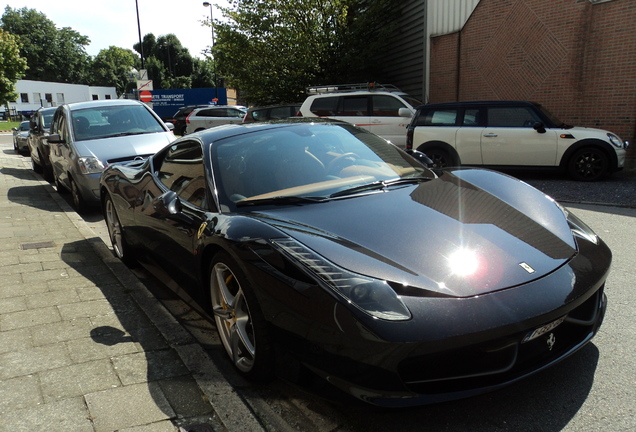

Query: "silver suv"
<box><xmin>298</xmin><ymin>83</ymin><xmax>421</xmax><ymax>148</ymax></box>
<box><xmin>185</xmin><ymin>105</ymin><xmax>246</xmax><ymax>134</ymax></box>
<box><xmin>406</xmin><ymin>100</ymin><xmax>629</xmax><ymax>181</ymax></box>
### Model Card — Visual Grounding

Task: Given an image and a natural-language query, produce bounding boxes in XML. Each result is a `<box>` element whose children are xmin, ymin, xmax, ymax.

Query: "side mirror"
<box><xmin>398</xmin><ymin>108</ymin><xmax>413</xmax><ymax>118</ymax></box>
<box><xmin>164</xmin><ymin>122</ymin><xmax>175</xmax><ymax>131</ymax></box>
<box><xmin>154</xmin><ymin>190</ymin><xmax>182</xmax><ymax>216</ymax></box>
<box><xmin>533</xmin><ymin>122</ymin><xmax>546</xmax><ymax>134</ymax></box>
<box><xmin>46</xmin><ymin>134</ymin><xmax>65</xmax><ymax>144</ymax></box>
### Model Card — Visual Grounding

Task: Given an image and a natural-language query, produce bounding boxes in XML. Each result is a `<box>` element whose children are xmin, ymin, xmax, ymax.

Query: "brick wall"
<box><xmin>430</xmin><ymin>0</ymin><xmax>636</xmax><ymax>163</ymax></box>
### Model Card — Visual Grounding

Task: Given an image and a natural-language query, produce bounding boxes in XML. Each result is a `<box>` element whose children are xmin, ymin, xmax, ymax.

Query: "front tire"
<box><xmin>209</xmin><ymin>252</ymin><xmax>274</xmax><ymax>381</ymax></box>
<box><xmin>70</xmin><ymin>177</ymin><xmax>87</xmax><ymax>213</ymax></box>
<box><xmin>568</xmin><ymin>147</ymin><xmax>609</xmax><ymax>181</ymax></box>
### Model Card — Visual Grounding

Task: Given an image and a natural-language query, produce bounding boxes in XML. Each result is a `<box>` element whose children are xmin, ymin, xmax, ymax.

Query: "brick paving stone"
<box><xmin>39</xmin><ymin>359</ymin><xmax>121</xmax><ymax>402</ymax></box>
<box><xmin>85</xmin><ymin>383</ymin><xmax>175</xmax><ymax>432</ymax></box>
<box><xmin>0</xmin><ymin>343</ymin><xmax>72</xmax><ymax>379</ymax></box>
<box><xmin>0</xmin><ymin>306</ymin><xmax>61</xmax><ymax>331</ymax></box>
<box><xmin>30</xmin><ymin>317</ymin><xmax>94</xmax><ymax>346</ymax></box>
<box><xmin>0</xmin><ymin>374</ymin><xmax>42</xmax><ymax>413</ymax></box>
<box><xmin>0</xmin><ymin>396</ymin><xmax>94</xmax><ymax>432</ymax></box>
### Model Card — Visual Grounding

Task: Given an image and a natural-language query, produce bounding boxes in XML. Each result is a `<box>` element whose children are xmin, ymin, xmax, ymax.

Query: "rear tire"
<box><xmin>104</xmin><ymin>194</ymin><xmax>136</xmax><ymax>267</ymax></box>
<box><xmin>425</xmin><ymin>148</ymin><xmax>453</xmax><ymax>169</ymax></box>
<box><xmin>209</xmin><ymin>252</ymin><xmax>275</xmax><ymax>381</ymax></box>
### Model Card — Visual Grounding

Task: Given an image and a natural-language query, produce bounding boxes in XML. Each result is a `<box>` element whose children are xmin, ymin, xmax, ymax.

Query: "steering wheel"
<box><xmin>327</xmin><ymin>152</ymin><xmax>360</xmax><ymax>176</ymax></box>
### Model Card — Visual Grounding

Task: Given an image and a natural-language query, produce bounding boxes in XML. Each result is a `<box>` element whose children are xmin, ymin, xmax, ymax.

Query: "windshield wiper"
<box><xmin>106</xmin><ymin>131</ymin><xmax>147</xmax><ymax>138</ymax></box>
<box><xmin>329</xmin><ymin>177</ymin><xmax>430</xmax><ymax>199</ymax></box>
<box><xmin>236</xmin><ymin>195</ymin><xmax>328</xmax><ymax>206</ymax></box>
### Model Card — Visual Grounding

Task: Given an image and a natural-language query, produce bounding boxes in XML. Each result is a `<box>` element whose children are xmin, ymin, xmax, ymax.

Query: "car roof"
<box><xmin>309</xmin><ymin>90</ymin><xmax>409</xmax><ymax>98</ymax></box>
<box><xmin>191</xmin><ymin>118</ymin><xmax>347</xmax><ymax>141</ymax></box>
<box><xmin>62</xmin><ymin>99</ymin><xmax>146</xmax><ymax>111</ymax></box>
<box><xmin>415</xmin><ymin>100</ymin><xmax>539</xmax><ymax>110</ymax></box>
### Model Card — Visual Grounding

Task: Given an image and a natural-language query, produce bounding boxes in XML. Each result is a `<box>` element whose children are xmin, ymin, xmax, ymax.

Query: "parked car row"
<box><xmin>15</xmin><ymin>100</ymin><xmax>176</xmax><ymax>213</ymax></box>
<box><xmin>171</xmin><ymin>83</ymin><xmax>629</xmax><ymax>182</ymax></box>
<box><xmin>11</xmin><ymin>90</ymin><xmax>614</xmax><ymax>407</ymax></box>
<box><xmin>12</xmin><ymin>120</ymin><xmax>30</xmax><ymax>154</ymax></box>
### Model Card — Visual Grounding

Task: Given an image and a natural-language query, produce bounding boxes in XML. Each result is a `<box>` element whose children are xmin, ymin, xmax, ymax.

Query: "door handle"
<box><xmin>483</xmin><ymin>133</ymin><xmax>498</xmax><ymax>138</ymax></box>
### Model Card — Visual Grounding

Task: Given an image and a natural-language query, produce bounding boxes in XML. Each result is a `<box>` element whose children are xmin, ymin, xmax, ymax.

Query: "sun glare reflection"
<box><xmin>448</xmin><ymin>248</ymin><xmax>480</xmax><ymax>276</ymax></box>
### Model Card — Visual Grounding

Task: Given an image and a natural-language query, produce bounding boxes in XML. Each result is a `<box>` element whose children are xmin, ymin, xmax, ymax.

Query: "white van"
<box><xmin>298</xmin><ymin>83</ymin><xmax>421</xmax><ymax>148</ymax></box>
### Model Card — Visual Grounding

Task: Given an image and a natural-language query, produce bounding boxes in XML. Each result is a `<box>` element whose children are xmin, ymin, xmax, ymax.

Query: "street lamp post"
<box><xmin>203</xmin><ymin>2</ymin><xmax>217</xmax><ymax>98</ymax></box>
<box><xmin>202</xmin><ymin>2</ymin><xmax>216</xmax><ymax>54</ymax></box>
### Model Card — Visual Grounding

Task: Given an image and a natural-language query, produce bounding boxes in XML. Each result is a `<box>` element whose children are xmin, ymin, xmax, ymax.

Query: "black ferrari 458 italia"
<box><xmin>100</xmin><ymin>119</ymin><xmax>610</xmax><ymax>407</ymax></box>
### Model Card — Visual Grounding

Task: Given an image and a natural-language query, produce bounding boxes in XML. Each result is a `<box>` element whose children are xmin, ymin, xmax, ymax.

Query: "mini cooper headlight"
<box><xmin>607</xmin><ymin>133</ymin><xmax>624</xmax><ymax>148</ymax></box>
<box><xmin>271</xmin><ymin>238</ymin><xmax>411</xmax><ymax>321</ymax></box>
<box><xmin>78</xmin><ymin>156</ymin><xmax>105</xmax><ymax>174</ymax></box>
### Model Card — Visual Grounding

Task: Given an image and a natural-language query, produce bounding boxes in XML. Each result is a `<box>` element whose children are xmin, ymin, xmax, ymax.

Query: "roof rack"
<box><xmin>306</xmin><ymin>82</ymin><xmax>402</xmax><ymax>95</ymax></box>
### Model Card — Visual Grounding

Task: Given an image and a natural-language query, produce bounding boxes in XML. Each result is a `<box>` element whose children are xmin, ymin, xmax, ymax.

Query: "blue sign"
<box><xmin>150</xmin><ymin>88</ymin><xmax>228</xmax><ymax>119</ymax></box>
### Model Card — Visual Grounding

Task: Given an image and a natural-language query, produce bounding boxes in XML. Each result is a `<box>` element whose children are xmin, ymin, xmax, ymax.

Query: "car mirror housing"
<box><xmin>398</xmin><ymin>107</ymin><xmax>413</xmax><ymax>118</ymax></box>
<box><xmin>533</xmin><ymin>122</ymin><xmax>546</xmax><ymax>134</ymax></box>
<box><xmin>46</xmin><ymin>134</ymin><xmax>65</xmax><ymax>144</ymax></box>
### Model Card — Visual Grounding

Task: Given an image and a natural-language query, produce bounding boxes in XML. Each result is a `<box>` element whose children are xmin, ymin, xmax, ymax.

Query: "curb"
<box><xmin>23</xmin><ymin>159</ymin><xmax>267</xmax><ymax>432</ymax></box>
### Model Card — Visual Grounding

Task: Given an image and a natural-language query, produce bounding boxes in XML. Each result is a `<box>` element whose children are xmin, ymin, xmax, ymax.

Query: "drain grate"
<box><xmin>19</xmin><ymin>241</ymin><xmax>56</xmax><ymax>250</ymax></box>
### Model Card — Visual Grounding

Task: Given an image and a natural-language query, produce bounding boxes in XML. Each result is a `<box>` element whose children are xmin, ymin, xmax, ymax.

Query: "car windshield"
<box><xmin>71</xmin><ymin>104</ymin><xmax>166</xmax><ymax>141</ymax></box>
<box><xmin>19</xmin><ymin>121</ymin><xmax>30</xmax><ymax>131</ymax></box>
<box><xmin>400</xmin><ymin>95</ymin><xmax>423</xmax><ymax>109</ymax></box>
<box><xmin>212</xmin><ymin>123</ymin><xmax>434</xmax><ymax>209</ymax></box>
<box><xmin>535</xmin><ymin>103</ymin><xmax>572</xmax><ymax>129</ymax></box>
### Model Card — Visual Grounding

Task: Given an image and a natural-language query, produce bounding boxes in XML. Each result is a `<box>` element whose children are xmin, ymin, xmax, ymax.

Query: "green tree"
<box><xmin>1</xmin><ymin>6</ymin><xmax>91</xmax><ymax>84</ymax></box>
<box><xmin>191</xmin><ymin>57</ymin><xmax>216</xmax><ymax>88</ymax></box>
<box><xmin>213</xmin><ymin>0</ymin><xmax>400</xmax><ymax>105</ymax></box>
<box><xmin>0</xmin><ymin>28</ymin><xmax>28</xmax><ymax>109</ymax></box>
<box><xmin>91</xmin><ymin>46</ymin><xmax>140</xmax><ymax>96</ymax></box>
<box><xmin>134</xmin><ymin>33</ymin><xmax>196</xmax><ymax>89</ymax></box>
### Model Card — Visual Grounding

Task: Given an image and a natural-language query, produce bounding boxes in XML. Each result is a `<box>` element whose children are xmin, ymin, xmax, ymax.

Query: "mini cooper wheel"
<box><xmin>425</xmin><ymin>148</ymin><xmax>453</xmax><ymax>169</ymax></box>
<box><xmin>210</xmin><ymin>252</ymin><xmax>274</xmax><ymax>381</ymax></box>
<box><xmin>104</xmin><ymin>195</ymin><xmax>136</xmax><ymax>266</ymax></box>
<box><xmin>568</xmin><ymin>147</ymin><xmax>609</xmax><ymax>181</ymax></box>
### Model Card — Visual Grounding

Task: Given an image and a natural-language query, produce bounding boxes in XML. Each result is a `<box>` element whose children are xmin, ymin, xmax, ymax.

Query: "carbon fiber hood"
<box><xmin>253</xmin><ymin>169</ymin><xmax>577</xmax><ymax>297</ymax></box>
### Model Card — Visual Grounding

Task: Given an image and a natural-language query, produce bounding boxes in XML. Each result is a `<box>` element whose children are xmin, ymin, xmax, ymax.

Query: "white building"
<box><xmin>7</xmin><ymin>80</ymin><xmax>117</xmax><ymax>117</ymax></box>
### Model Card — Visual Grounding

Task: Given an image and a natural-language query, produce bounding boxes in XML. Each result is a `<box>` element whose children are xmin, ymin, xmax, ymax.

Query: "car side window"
<box><xmin>155</xmin><ymin>140</ymin><xmax>207</xmax><ymax>208</ymax></box>
<box><xmin>417</xmin><ymin>109</ymin><xmax>458</xmax><ymax>126</ymax></box>
<box><xmin>52</xmin><ymin>112</ymin><xmax>70</xmax><ymax>142</ymax></box>
<box><xmin>310</xmin><ymin>96</ymin><xmax>339</xmax><ymax>116</ymax></box>
<box><xmin>487</xmin><ymin>107</ymin><xmax>541</xmax><ymax>127</ymax></box>
<box><xmin>462</xmin><ymin>108</ymin><xmax>481</xmax><ymax>126</ymax></box>
<box><xmin>339</xmin><ymin>96</ymin><xmax>368</xmax><ymax>116</ymax></box>
<box><xmin>372</xmin><ymin>95</ymin><xmax>406</xmax><ymax>117</ymax></box>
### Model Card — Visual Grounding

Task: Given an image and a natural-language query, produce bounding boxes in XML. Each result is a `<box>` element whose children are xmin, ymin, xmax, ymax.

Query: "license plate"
<box><xmin>522</xmin><ymin>315</ymin><xmax>566</xmax><ymax>343</ymax></box>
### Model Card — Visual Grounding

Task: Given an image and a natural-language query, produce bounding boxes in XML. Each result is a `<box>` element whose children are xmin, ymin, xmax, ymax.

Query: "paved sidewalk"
<box><xmin>0</xmin><ymin>147</ymin><xmax>265</xmax><ymax>431</ymax></box>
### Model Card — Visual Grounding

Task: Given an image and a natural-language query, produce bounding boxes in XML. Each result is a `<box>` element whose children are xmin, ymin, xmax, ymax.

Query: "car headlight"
<box><xmin>271</xmin><ymin>238</ymin><xmax>412</xmax><ymax>321</ymax></box>
<box><xmin>78</xmin><ymin>157</ymin><xmax>105</xmax><ymax>174</ymax></box>
<box><xmin>607</xmin><ymin>133</ymin><xmax>624</xmax><ymax>148</ymax></box>
<box><xmin>554</xmin><ymin>201</ymin><xmax>598</xmax><ymax>245</ymax></box>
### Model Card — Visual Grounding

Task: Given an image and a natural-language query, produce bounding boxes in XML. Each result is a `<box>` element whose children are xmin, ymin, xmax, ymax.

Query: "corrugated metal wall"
<box><xmin>381</xmin><ymin>0</ymin><xmax>426</xmax><ymax>102</ymax></box>
<box><xmin>428</xmin><ymin>0</ymin><xmax>480</xmax><ymax>36</ymax></box>
<box><xmin>382</xmin><ymin>0</ymin><xmax>480</xmax><ymax>102</ymax></box>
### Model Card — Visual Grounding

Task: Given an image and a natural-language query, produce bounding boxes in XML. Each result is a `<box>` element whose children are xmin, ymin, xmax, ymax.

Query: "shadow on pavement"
<box><xmin>60</xmin><ymin>239</ymin><xmax>220</xmax><ymax>430</ymax></box>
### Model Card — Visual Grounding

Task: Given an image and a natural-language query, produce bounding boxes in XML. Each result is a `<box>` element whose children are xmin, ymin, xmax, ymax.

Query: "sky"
<box><xmin>3</xmin><ymin>0</ymin><xmax>230</xmax><ymax>59</ymax></box>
